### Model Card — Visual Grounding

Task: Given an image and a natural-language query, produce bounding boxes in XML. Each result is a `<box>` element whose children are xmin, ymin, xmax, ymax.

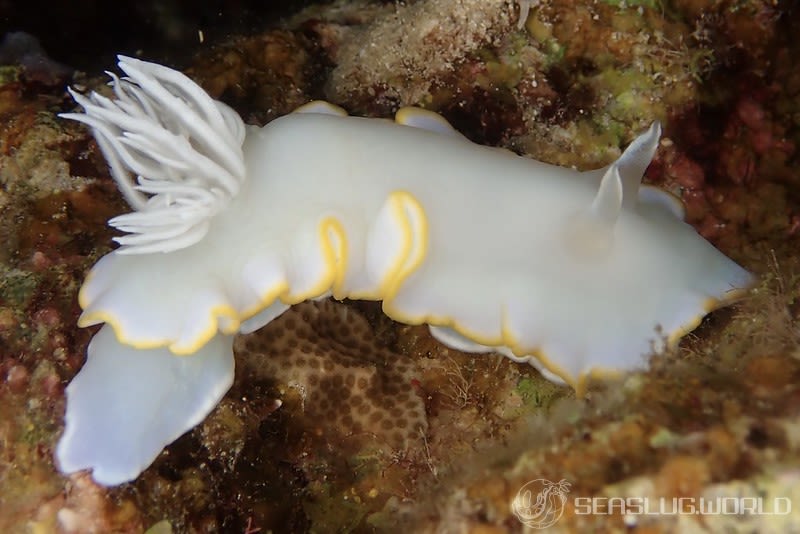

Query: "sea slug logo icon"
<box><xmin>512</xmin><ymin>478</ymin><xmax>571</xmax><ymax>529</ymax></box>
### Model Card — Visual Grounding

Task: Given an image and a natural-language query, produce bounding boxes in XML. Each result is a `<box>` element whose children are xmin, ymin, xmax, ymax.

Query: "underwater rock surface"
<box><xmin>1</xmin><ymin>0</ymin><xmax>799</xmax><ymax>532</ymax></box>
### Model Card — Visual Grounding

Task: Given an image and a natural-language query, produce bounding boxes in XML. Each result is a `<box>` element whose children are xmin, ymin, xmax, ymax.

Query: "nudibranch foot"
<box><xmin>56</xmin><ymin>324</ymin><xmax>235</xmax><ymax>486</ymax></box>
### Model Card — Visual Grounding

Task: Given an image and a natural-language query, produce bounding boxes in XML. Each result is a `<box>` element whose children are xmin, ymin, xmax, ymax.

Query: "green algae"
<box><xmin>0</xmin><ymin>65</ymin><xmax>20</xmax><ymax>85</ymax></box>
<box><xmin>303</xmin><ymin>488</ymin><xmax>368</xmax><ymax>534</ymax></box>
<box><xmin>516</xmin><ymin>376</ymin><xmax>564</xmax><ymax>409</ymax></box>
<box><xmin>600</xmin><ymin>0</ymin><xmax>660</xmax><ymax>9</ymax></box>
<box><xmin>144</xmin><ymin>519</ymin><xmax>174</xmax><ymax>534</ymax></box>
<box><xmin>0</xmin><ymin>267</ymin><xmax>38</xmax><ymax>309</ymax></box>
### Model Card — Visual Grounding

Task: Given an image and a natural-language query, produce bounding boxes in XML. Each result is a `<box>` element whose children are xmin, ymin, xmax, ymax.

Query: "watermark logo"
<box><xmin>511</xmin><ymin>478</ymin><xmax>571</xmax><ymax>529</ymax></box>
<box><xmin>512</xmin><ymin>477</ymin><xmax>792</xmax><ymax>528</ymax></box>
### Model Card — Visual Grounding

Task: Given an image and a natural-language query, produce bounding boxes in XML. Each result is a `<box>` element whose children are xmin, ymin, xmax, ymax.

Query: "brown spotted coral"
<box><xmin>234</xmin><ymin>300</ymin><xmax>428</xmax><ymax>453</ymax></box>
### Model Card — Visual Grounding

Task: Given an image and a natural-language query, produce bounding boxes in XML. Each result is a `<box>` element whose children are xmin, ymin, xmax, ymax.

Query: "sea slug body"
<box><xmin>57</xmin><ymin>57</ymin><xmax>753</xmax><ymax>485</ymax></box>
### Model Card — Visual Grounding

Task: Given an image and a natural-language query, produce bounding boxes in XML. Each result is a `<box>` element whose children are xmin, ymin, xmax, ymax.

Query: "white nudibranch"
<box><xmin>57</xmin><ymin>56</ymin><xmax>753</xmax><ymax>486</ymax></box>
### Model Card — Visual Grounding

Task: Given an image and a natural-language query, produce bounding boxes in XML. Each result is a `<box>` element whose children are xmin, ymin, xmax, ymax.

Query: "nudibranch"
<box><xmin>57</xmin><ymin>56</ymin><xmax>752</xmax><ymax>485</ymax></box>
